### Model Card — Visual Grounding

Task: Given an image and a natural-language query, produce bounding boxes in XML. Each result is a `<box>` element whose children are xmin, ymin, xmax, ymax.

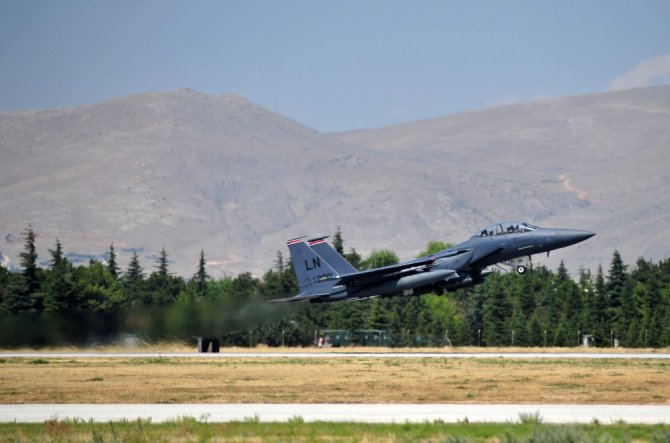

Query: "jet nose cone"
<box><xmin>557</xmin><ymin>229</ymin><xmax>595</xmax><ymax>247</ymax></box>
<box><xmin>580</xmin><ymin>231</ymin><xmax>596</xmax><ymax>242</ymax></box>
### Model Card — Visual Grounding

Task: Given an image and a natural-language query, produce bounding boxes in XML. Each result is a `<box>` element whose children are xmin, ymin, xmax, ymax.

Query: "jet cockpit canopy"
<box><xmin>477</xmin><ymin>222</ymin><xmax>537</xmax><ymax>237</ymax></box>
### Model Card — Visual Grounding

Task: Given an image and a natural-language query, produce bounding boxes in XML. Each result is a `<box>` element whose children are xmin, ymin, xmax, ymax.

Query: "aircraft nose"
<box><xmin>577</xmin><ymin>230</ymin><xmax>596</xmax><ymax>242</ymax></box>
<box><xmin>555</xmin><ymin>229</ymin><xmax>595</xmax><ymax>247</ymax></box>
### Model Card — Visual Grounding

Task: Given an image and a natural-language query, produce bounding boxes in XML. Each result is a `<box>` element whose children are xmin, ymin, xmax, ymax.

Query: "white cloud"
<box><xmin>608</xmin><ymin>53</ymin><xmax>670</xmax><ymax>91</ymax></box>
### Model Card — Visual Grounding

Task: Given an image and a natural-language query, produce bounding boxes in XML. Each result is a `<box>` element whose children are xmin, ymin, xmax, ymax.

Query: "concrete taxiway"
<box><xmin>1</xmin><ymin>352</ymin><xmax>669</xmax><ymax>359</ymax></box>
<box><xmin>2</xmin><ymin>404</ymin><xmax>669</xmax><ymax>424</ymax></box>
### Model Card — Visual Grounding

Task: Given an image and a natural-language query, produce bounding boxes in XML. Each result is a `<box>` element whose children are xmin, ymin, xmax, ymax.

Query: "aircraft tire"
<box><xmin>516</xmin><ymin>265</ymin><xmax>527</xmax><ymax>275</ymax></box>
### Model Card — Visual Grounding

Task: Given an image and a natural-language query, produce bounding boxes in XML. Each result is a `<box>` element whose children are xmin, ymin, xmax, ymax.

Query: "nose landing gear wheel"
<box><xmin>516</xmin><ymin>265</ymin><xmax>527</xmax><ymax>274</ymax></box>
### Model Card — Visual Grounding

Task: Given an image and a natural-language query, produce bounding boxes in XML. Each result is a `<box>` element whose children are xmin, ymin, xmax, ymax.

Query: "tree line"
<box><xmin>1</xmin><ymin>225</ymin><xmax>669</xmax><ymax>348</ymax></box>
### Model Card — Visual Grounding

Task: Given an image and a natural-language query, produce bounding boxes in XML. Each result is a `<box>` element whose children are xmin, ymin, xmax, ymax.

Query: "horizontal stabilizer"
<box><xmin>270</xmin><ymin>292</ymin><xmax>329</xmax><ymax>303</ymax></box>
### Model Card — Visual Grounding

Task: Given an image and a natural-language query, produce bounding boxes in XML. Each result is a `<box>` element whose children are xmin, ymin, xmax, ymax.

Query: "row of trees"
<box><xmin>1</xmin><ymin>226</ymin><xmax>669</xmax><ymax>347</ymax></box>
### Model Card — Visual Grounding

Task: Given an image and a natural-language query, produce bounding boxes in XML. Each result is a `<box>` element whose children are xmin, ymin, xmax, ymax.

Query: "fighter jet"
<box><xmin>272</xmin><ymin>222</ymin><xmax>594</xmax><ymax>303</ymax></box>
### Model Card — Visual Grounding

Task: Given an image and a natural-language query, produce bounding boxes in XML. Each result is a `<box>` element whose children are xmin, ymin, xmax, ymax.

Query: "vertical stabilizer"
<box><xmin>286</xmin><ymin>238</ymin><xmax>339</xmax><ymax>296</ymax></box>
<box><xmin>308</xmin><ymin>236</ymin><xmax>357</xmax><ymax>274</ymax></box>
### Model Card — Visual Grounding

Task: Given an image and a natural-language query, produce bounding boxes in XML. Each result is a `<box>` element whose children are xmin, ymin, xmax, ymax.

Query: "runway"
<box><xmin>2</xmin><ymin>403</ymin><xmax>669</xmax><ymax>424</ymax></box>
<box><xmin>1</xmin><ymin>351</ymin><xmax>669</xmax><ymax>359</ymax></box>
<box><xmin>3</xmin><ymin>351</ymin><xmax>666</xmax><ymax>424</ymax></box>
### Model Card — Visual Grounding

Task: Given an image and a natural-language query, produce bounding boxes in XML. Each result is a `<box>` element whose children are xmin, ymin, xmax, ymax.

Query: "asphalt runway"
<box><xmin>1</xmin><ymin>351</ymin><xmax>669</xmax><ymax>359</ymax></box>
<box><xmin>2</xmin><ymin>403</ymin><xmax>669</xmax><ymax>424</ymax></box>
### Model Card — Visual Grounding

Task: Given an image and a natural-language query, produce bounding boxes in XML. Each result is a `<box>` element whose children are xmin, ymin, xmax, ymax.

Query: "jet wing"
<box><xmin>335</xmin><ymin>257</ymin><xmax>435</xmax><ymax>288</ymax></box>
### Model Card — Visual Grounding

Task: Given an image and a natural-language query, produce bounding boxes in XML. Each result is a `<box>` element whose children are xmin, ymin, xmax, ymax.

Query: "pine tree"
<box><xmin>0</xmin><ymin>263</ymin><xmax>8</xmax><ymax>307</ymax></box>
<box><xmin>123</xmin><ymin>251</ymin><xmax>145</xmax><ymax>304</ymax></box>
<box><xmin>644</xmin><ymin>276</ymin><xmax>664</xmax><ymax>348</ymax></box>
<box><xmin>193</xmin><ymin>250</ymin><xmax>209</xmax><ymax>297</ymax></box>
<box><xmin>632</xmin><ymin>258</ymin><xmax>662</xmax><ymax>347</ymax></box>
<box><xmin>368</xmin><ymin>298</ymin><xmax>391</xmax><ymax>333</ymax></box>
<box><xmin>509</xmin><ymin>295</ymin><xmax>529</xmax><ymax>346</ymax></box>
<box><xmin>3</xmin><ymin>224</ymin><xmax>43</xmax><ymax>312</ymax></box>
<box><xmin>50</xmin><ymin>239</ymin><xmax>65</xmax><ymax>267</ymax></box>
<box><xmin>146</xmin><ymin>247</ymin><xmax>181</xmax><ymax>304</ymax></box>
<box><xmin>526</xmin><ymin>313</ymin><xmax>544</xmax><ymax>346</ymax></box>
<box><xmin>332</xmin><ymin>227</ymin><xmax>344</xmax><ymax>255</ymax></box>
<box><xmin>607</xmin><ymin>250</ymin><xmax>627</xmax><ymax>311</ymax></box>
<box><xmin>482</xmin><ymin>274</ymin><xmax>512</xmax><ymax>346</ymax></box>
<box><xmin>591</xmin><ymin>265</ymin><xmax>609</xmax><ymax>346</ymax></box>
<box><xmin>125</xmin><ymin>251</ymin><xmax>145</xmax><ymax>282</ymax></box>
<box><xmin>344</xmin><ymin>248</ymin><xmax>363</xmax><ymax>270</ymax></box>
<box><xmin>273</xmin><ymin>251</ymin><xmax>284</xmax><ymax>275</ymax></box>
<box><xmin>156</xmin><ymin>247</ymin><xmax>169</xmax><ymax>278</ymax></box>
<box><xmin>607</xmin><ymin>250</ymin><xmax>629</xmax><ymax>343</ymax></box>
<box><xmin>19</xmin><ymin>224</ymin><xmax>40</xmax><ymax>297</ymax></box>
<box><xmin>555</xmin><ymin>260</ymin><xmax>570</xmax><ymax>285</ymax></box>
<box><xmin>0</xmin><ymin>273</ymin><xmax>30</xmax><ymax>313</ymax></box>
<box><xmin>554</xmin><ymin>278</ymin><xmax>581</xmax><ymax>346</ymax></box>
<box><xmin>462</xmin><ymin>286</ymin><xmax>486</xmax><ymax>346</ymax></box>
<box><xmin>401</xmin><ymin>297</ymin><xmax>429</xmax><ymax>345</ymax></box>
<box><xmin>579</xmin><ymin>267</ymin><xmax>598</xmax><ymax>346</ymax></box>
<box><xmin>106</xmin><ymin>243</ymin><xmax>120</xmax><ymax>279</ymax></box>
<box><xmin>43</xmin><ymin>239</ymin><xmax>77</xmax><ymax>312</ymax></box>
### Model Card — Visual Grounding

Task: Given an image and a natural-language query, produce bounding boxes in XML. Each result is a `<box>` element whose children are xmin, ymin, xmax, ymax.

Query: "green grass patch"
<box><xmin>123</xmin><ymin>357</ymin><xmax>175</xmax><ymax>365</ymax></box>
<box><xmin>0</xmin><ymin>420</ymin><xmax>669</xmax><ymax>442</ymax></box>
<box><xmin>84</xmin><ymin>376</ymin><xmax>104</xmax><ymax>382</ymax></box>
<box><xmin>547</xmin><ymin>382</ymin><xmax>586</xmax><ymax>389</ymax></box>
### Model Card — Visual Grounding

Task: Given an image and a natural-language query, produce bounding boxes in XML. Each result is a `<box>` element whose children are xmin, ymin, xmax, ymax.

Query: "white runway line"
<box><xmin>1</xmin><ymin>352</ymin><xmax>669</xmax><ymax>359</ymax></box>
<box><xmin>1</xmin><ymin>404</ymin><xmax>669</xmax><ymax>424</ymax></box>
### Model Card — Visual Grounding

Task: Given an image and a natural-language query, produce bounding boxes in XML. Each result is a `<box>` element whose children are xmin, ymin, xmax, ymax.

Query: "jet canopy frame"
<box><xmin>477</xmin><ymin>221</ymin><xmax>538</xmax><ymax>237</ymax></box>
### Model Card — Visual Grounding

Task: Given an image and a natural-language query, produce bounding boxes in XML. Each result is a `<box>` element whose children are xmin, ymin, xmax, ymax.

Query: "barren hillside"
<box><xmin>337</xmin><ymin>86</ymin><xmax>670</xmax><ymax>272</ymax></box>
<box><xmin>1</xmin><ymin>87</ymin><xmax>668</xmax><ymax>276</ymax></box>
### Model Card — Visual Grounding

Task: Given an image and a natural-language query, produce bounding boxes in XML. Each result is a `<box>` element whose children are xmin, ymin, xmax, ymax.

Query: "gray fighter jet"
<box><xmin>272</xmin><ymin>222</ymin><xmax>594</xmax><ymax>303</ymax></box>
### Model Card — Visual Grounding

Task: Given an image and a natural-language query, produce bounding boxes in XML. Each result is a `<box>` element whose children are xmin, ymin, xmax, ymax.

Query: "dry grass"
<box><xmin>0</xmin><ymin>355</ymin><xmax>668</xmax><ymax>404</ymax></box>
<box><xmin>3</xmin><ymin>343</ymin><xmax>669</xmax><ymax>354</ymax></box>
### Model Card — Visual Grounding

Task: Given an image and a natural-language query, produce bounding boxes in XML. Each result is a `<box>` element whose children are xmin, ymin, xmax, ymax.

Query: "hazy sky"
<box><xmin>1</xmin><ymin>1</ymin><xmax>669</xmax><ymax>131</ymax></box>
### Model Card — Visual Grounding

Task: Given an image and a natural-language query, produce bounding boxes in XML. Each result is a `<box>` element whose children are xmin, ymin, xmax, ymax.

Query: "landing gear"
<box><xmin>433</xmin><ymin>286</ymin><xmax>444</xmax><ymax>295</ymax></box>
<box><xmin>500</xmin><ymin>256</ymin><xmax>532</xmax><ymax>275</ymax></box>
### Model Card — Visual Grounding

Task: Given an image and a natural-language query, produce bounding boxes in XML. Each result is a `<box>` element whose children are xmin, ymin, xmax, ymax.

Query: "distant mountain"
<box><xmin>336</xmin><ymin>86</ymin><xmax>670</xmax><ymax>272</ymax></box>
<box><xmin>1</xmin><ymin>87</ymin><xmax>668</xmax><ymax>277</ymax></box>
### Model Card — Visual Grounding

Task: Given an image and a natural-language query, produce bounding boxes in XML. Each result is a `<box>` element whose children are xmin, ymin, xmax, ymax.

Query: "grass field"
<box><xmin>2</xmin><ymin>347</ymin><xmax>669</xmax><ymax>441</ymax></box>
<box><xmin>1</xmin><ymin>353</ymin><xmax>668</xmax><ymax>404</ymax></box>
<box><xmin>4</xmin><ymin>343</ymin><xmax>670</xmax><ymax>354</ymax></box>
<box><xmin>1</xmin><ymin>418</ymin><xmax>669</xmax><ymax>442</ymax></box>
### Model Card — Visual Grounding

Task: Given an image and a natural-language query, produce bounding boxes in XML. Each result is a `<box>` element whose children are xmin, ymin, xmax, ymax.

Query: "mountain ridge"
<box><xmin>1</xmin><ymin>87</ymin><xmax>669</xmax><ymax>276</ymax></box>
